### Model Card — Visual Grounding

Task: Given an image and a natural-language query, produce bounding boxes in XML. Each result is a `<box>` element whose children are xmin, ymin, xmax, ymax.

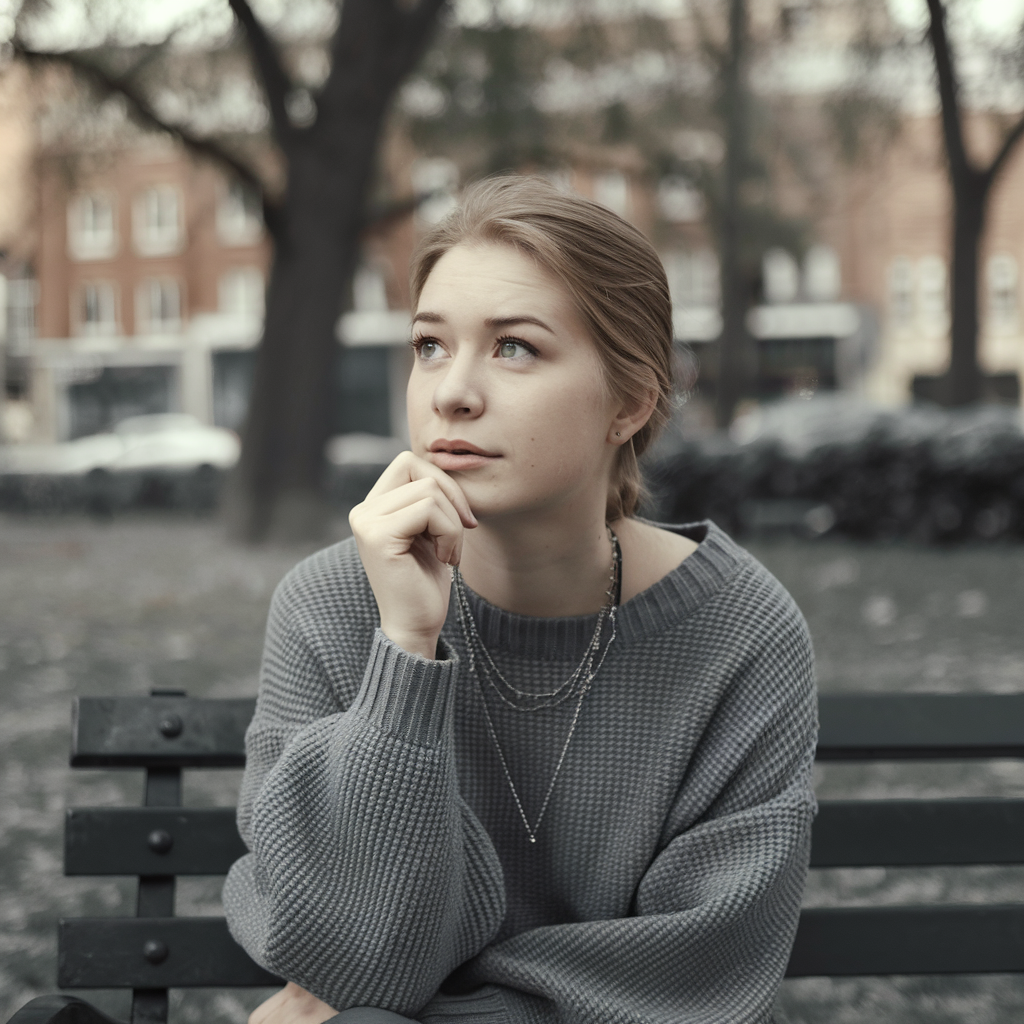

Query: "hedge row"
<box><xmin>646</xmin><ymin>402</ymin><xmax>1024</xmax><ymax>542</ymax></box>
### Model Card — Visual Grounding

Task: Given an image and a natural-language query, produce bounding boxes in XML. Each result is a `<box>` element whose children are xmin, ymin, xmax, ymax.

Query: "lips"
<box><xmin>427</xmin><ymin>439</ymin><xmax>500</xmax><ymax>472</ymax></box>
<box><xmin>428</xmin><ymin>439</ymin><xmax>499</xmax><ymax>457</ymax></box>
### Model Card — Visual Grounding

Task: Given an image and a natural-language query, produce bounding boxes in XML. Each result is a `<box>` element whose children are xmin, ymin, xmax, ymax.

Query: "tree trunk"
<box><xmin>224</xmin><ymin>123</ymin><xmax>384</xmax><ymax>542</ymax></box>
<box><xmin>943</xmin><ymin>174</ymin><xmax>987</xmax><ymax>406</ymax></box>
<box><xmin>715</xmin><ymin>0</ymin><xmax>753</xmax><ymax>429</ymax></box>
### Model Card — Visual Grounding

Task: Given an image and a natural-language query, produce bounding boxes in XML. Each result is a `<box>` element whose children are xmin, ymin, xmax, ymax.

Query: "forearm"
<box><xmin>226</xmin><ymin>632</ymin><xmax>505</xmax><ymax>1014</ymax></box>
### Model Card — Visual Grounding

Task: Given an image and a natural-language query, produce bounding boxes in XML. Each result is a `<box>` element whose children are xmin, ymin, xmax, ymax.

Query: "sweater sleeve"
<box><xmin>223</xmin><ymin>568</ymin><xmax>507</xmax><ymax>1016</ymax></box>
<box><xmin>459</xmin><ymin>609</ymin><xmax>817</xmax><ymax>1024</ymax></box>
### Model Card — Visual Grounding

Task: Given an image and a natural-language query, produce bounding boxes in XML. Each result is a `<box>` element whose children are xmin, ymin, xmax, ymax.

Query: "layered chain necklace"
<box><xmin>451</xmin><ymin>528</ymin><xmax>621</xmax><ymax>843</ymax></box>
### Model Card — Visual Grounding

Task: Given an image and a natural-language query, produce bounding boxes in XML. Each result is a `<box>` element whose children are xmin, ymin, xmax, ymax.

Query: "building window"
<box><xmin>888</xmin><ymin>257</ymin><xmax>914</xmax><ymax>325</ymax></box>
<box><xmin>593</xmin><ymin>171</ymin><xmax>629</xmax><ymax>218</ymax></box>
<box><xmin>76</xmin><ymin>282</ymin><xmax>118</xmax><ymax>336</ymax></box>
<box><xmin>218</xmin><ymin>267</ymin><xmax>265</xmax><ymax>319</ymax></box>
<box><xmin>987</xmin><ymin>253</ymin><xmax>1017</xmax><ymax>325</ymax></box>
<box><xmin>918</xmin><ymin>255</ymin><xmax>947</xmax><ymax>323</ymax></box>
<box><xmin>67</xmin><ymin>193</ymin><xmax>117</xmax><ymax>261</ymax></box>
<box><xmin>664</xmin><ymin>249</ymin><xmax>719</xmax><ymax>307</ymax></box>
<box><xmin>804</xmin><ymin>245</ymin><xmax>841</xmax><ymax>302</ymax></box>
<box><xmin>137</xmin><ymin>278</ymin><xmax>182</xmax><ymax>333</ymax></box>
<box><xmin>658</xmin><ymin>176</ymin><xmax>704</xmax><ymax>224</ymax></box>
<box><xmin>5</xmin><ymin>277</ymin><xmax>38</xmax><ymax>355</ymax></box>
<box><xmin>763</xmin><ymin>248</ymin><xmax>800</xmax><ymax>304</ymax></box>
<box><xmin>217</xmin><ymin>181</ymin><xmax>263</xmax><ymax>246</ymax></box>
<box><xmin>133</xmin><ymin>185</ymin><xmax>182</xmax><ymax>256</ymax></box>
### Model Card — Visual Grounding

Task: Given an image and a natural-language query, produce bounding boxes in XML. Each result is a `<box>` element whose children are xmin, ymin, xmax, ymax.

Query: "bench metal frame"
<box><xmin>6</xmin><ymin>690</ymin><xmax>1024</xmax><ymax>1023</ymax></box>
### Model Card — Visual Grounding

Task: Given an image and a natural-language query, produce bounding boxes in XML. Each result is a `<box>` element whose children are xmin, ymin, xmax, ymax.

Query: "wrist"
<box><xmin>380</xmin><ymin>626</ymin><xmax>442</xmax><ymax>660</ymax></box>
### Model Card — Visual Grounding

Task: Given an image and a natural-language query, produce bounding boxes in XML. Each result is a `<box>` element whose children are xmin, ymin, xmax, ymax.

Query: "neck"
<box><xmin>460</xmin><ymin>505</ymin><xmax>616</xmax><ymax>618</ymax></box>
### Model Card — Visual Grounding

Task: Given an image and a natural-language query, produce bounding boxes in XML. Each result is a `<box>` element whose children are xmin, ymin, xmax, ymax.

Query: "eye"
<box><xmin>411</xmin><ymin>337</ymin><xmax>444</xmax><ymax>361</ymax></box>
<box><xmin>496</xmin><ymin>337</ymin><xmax>536</xmax><ymax>359</ymax></box>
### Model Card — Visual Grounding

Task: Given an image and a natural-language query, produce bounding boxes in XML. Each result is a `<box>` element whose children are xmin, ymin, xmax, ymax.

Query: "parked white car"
<box><xmin>0</xmin><ymin>414</ymin><xmax>240</xmax><ymax>476</ymax></box>
<box><xmin>0</xmin><ymin>414</ymin><xmax>240</xmax><ymax>511</ymax></box>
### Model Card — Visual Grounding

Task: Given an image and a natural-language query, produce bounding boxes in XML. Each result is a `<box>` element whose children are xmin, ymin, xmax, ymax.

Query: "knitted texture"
<box><xmin>223</xmin><ymin>522</ymin><xmax>817</xmax><ymax>1024</ymax></box>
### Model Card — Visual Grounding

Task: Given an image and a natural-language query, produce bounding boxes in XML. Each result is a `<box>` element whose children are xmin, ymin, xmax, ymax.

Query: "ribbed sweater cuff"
<box><xmin>349</xmin><ymin>628</ymin><xmax>457</xmax><ymax>746</ymax></box>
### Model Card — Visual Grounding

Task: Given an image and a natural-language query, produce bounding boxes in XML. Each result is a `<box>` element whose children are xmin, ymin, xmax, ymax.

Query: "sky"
<box><xmin>3</xmin><ymin>0</ymin><xmax>1024</xmax><ymax>54</ymax></box>
<box><xmin>890</xmin><ymin>0</ymin><xmax>1024</xmax><ymax>31</ymax></box>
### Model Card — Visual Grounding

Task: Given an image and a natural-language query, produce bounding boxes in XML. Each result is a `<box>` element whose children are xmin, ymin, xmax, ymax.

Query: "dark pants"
<box><xmin>326</xmin><ymin>1009</ymin><xmax>421</xmax><ymax>1023</ymax></box>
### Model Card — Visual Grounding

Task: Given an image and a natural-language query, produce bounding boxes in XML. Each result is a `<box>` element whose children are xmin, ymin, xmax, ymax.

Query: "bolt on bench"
<box><xmin>7</xmin><ymin>690</ymin><xmax>1024</xmax><ymax>1023</ymax></box>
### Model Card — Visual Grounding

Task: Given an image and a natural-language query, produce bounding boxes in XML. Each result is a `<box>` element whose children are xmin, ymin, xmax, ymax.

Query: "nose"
<box><xmin>431</xmin><ymin>349</ymin><xmax>484</xmax><ymax>421</ymax></box>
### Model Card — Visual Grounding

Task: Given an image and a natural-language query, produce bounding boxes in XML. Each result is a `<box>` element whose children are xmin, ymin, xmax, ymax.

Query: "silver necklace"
<box><xmin>451</xmin><ymin>529</ymin><xmax>621</xmax><ymax>843</ymax></box>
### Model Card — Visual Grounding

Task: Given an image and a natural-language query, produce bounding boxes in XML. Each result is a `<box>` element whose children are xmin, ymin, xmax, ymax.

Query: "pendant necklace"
<box><xmin>452</xmin><ymin>528</ymin><xmax>621</xmax><ymax>843</ymax></box>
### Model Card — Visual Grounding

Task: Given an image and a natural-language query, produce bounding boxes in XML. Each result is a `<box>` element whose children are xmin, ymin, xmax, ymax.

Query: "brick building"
<box><xmin>5</xmin><ymin>66</ymin><xmax>1024</xmax><ymax>445</ymax></box>
<box><xmin>26</xmin><ymin>136</ymin><xmax>271</xmax><ymax>441</ymax></box>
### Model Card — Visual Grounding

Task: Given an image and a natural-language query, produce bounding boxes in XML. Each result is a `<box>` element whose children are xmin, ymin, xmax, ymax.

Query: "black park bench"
<box><xmin>6</xmin><ymin>688</ymin><xmax>1024</xmax><ymax>1024</ymax></box>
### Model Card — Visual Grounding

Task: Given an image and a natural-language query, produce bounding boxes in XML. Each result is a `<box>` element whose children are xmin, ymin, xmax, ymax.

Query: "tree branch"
<box><xmin>391</xmin><ymin>0</ymin><xmax>450</xmax><ymax>80</ymax></box>
<box><xmin>14</xmin><ymin>41</ymin><xmax>272</xmax><ymax>207</ymax></box>
<box><xmin>986</xmin><ymin>109</ymin><xmax>1024</xmax><ymax>184</ymax></box>
<box><xmin>227</xmin><ymin>0</ymin><xmax>294</xmax><ymax>145</ymax></box>
<box><xmin>925</xmin><ymin>0</ymin><xmax>972</xmax><ymax>182</ymax></box>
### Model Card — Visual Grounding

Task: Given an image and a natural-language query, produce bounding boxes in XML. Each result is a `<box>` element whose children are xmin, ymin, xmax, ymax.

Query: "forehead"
<box><xmin>417</xmin><ymin>243</ymin><xmax>576</xmax><ymax>320</ymax></box>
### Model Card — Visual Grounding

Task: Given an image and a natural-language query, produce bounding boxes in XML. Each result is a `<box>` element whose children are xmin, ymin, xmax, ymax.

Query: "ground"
<box><xmin>0</xmin><ymin>514</ymin><xmax>1021</xmax><ymax>1023</ymax></box>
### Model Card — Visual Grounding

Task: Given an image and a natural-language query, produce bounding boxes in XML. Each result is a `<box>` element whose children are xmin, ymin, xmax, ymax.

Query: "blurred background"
<box><xmin>0</xmin><ymin>0</ymin><xmax>1022</xmax><ymax>1021</ymax></box>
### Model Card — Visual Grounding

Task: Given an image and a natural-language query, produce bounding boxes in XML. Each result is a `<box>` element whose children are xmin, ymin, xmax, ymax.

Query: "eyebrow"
<box><xmin>412</xmin><ymin>312</ymin><xmax>556</xmax><ymax>335</ymax></box>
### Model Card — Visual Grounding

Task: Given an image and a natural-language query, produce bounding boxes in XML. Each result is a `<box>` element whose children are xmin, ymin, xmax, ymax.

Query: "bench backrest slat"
<box><xmin>58</xmin><ymin>917</ymin><xmax>281</xmax><ymax>989</ymax></box>
<box><xmin>71</xmin><ymin>697</ymin><xmax>253</xmax><ymax>768</ymax></box>
<box><xmin>65</xmin><ymin>808</ymin><xmax>246</xmax><ymax>876</ymax></box>
<box><xmin>817</xmin><ymin>693</ymin><xmax>1024</xmax><ymax>760</ymax></box>
<box><xmin>787</xmin><ymin>904</ymin><xmax>1024</xmax><ymax>976</ymax></box>
<box><xmin>811</xmin><ymin>798</ymin><xmax>1024</xmax><ymax>867</ymax></box>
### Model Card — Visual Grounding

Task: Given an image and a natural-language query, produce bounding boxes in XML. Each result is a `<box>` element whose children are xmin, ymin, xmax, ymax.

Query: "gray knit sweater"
<box><xmin>223</xmin><ymin>521</ymin><xmax>817</xmax><ymax>1024</ymax></box>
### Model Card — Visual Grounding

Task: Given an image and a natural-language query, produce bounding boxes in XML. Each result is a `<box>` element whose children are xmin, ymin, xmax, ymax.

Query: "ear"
<box><xmin>607</xmin><ymin>387</ymin><xmax>658</xmax><ymax>446</ymax></box>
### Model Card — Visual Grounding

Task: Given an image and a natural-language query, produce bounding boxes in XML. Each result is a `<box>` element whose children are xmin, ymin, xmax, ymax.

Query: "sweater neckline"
<box><xmin>448</xmin><ymin>520</ymin><xmax>744</xmax><ymax>659</ymax></box>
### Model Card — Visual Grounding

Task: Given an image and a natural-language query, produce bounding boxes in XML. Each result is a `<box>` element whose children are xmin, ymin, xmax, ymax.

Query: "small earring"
<box><xmin>615</xmin><ymin>431</ymin><xmax>621</xmax><ymax>437</ymax></box>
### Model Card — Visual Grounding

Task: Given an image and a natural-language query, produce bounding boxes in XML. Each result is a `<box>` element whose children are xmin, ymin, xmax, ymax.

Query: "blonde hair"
<box><xmin>410</xmin><ymin>175</ymin><xmax>675</xmax><ymax>520</ymax></box>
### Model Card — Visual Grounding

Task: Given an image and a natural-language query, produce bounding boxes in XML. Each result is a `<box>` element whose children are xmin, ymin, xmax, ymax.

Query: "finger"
<box><xmin>367</xmin><ymin>451</ymin><xmax>476</xmax><ymax>528</ymax></box>
<box><xmin>361</xmin><ymin>477</ymin><xmax>464</xmax><ymax>534</ymax></box>
<box><xmin>381</xmin><ymin>497</ymin><xmax>463</xmax><ymax>566</ymax></box>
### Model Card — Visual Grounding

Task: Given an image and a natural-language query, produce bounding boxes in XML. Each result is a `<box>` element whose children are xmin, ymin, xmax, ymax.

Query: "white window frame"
<box><xmin>218</xmin><ymin>266</ymin><xmax>265</xmax><ymax>320</ymax></box>
<box><xmin>803</xmin><ymin>245</ymin><xmax>841</xmax><ymax>302</ymax></box>
<box><xmin>67</xmin><ymin>193</ymin><xmax>118</xmax><ymax>261</ymax></box>
<box><xmin>75</xmin><ymin>281</ymin><xmax>119</xmax><ymax>336</ymax></box>
<box><xmin>917</xmin><ymin>255</ymin><xmax>948</xmax><ymax>325</ymax></box>
<box><xmin>763</xmin><ymin>248</ymin><xmax>800</xmax><ymax>304</ymax></box>
<box><xmin>133</xmin><ymin>185</ymin><xmax>184</xmax><ymax>257</ymax></box>
<box><xmin>888</xmin><ymin>257</ymin><xmax>915</xmax><ymax>326</ymax></box>
<box><xmin>136</xmin><ymin>278</ymin><xmax>183</xmax><ymax>334</ymax></box>
<box><xmin>664</xmin><ymin>249</ymin><xmax>720</xmax><ymax>308</ymax></box>
<box><xmin>593</xmin><ymin>170</ymin><xmax>630</xmax><ymax>219</ymax></box>
<box><xmin>987</xmin><ymin>253</ymin><xmax>1018</xmax><ymax>327</ymax></box>
<box><xmin>216</xmin><ymin>181</ymin><xmax>263</xmax><ymax>246</ymax></box>
<box><xmin>658</xmin><ymin>176</ymin><xmax>704</xmax><ymax>224</ymax></box>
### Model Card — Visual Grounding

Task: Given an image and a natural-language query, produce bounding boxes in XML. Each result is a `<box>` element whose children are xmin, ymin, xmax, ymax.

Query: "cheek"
<box><xmin>511</xmin><ymin>377</ymin><xmax>612</xmax><ymax>469</ymax></box>
<box><xmin>405</xmin><ymin>375</ymin><xmax>431</xmax><ymax>442</ymax></box>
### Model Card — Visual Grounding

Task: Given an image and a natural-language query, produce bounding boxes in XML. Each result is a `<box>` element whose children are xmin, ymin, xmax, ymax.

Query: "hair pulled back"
<box><xmin>409</xmin><ymin>174</ymin><xmax>675</xmax><ymax>521</ymax></box>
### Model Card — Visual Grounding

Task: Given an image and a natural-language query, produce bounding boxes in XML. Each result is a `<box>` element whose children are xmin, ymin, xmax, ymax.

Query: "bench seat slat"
<box><xmin>58</xmin><ymin>917</ymin><xmax>280</xmax><ymax>988</ymax></box>
<box><xmin>817</xmin><ymin>693</ymin><xmax>1024</xmax><ymax>760</ymax></box>
<box><xmin>811</xmin><ymin>798</ymin><xmax>1024</xmax><ymax>867</ymax></box>
<box><xmin>65</xmin><ymin>808</ymin><xmax>247</xmax><ymax>876</ymax></box>
<box><xmin>71</xmin><ymin>697</ymin><xmax>254</xmax><ymax>768</ymax></box>
<box><xmin>787</xmin><ymin>904</ymin><xmax>1024</xmax><ymax>976</ymax></box>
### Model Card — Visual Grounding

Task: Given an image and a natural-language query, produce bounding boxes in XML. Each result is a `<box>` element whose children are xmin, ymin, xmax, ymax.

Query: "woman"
<box><xmin>225</xmin><ymin>175</ymin><xmax>817</xmax><ymax>1024</ymax></box>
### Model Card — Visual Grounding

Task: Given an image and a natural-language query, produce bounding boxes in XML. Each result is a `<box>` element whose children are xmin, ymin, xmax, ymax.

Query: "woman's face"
<box><xmin>407</xmin><ymin>242</ymin><xmax>623</xmax><ymax>521</ymax></box>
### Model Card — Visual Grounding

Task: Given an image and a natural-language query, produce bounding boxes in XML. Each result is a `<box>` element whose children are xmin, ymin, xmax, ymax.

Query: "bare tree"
<box><xmin>713</xmin><ymin>0</ymin><xmax>754</xmax><ymax>428</ymax></box>
<box><xmin>925</xmin><ymin>0</ymin><xmax>1024</xmax><ymax>405</ymax></box>
<box><xmin>15</xmin><ymin>0</ymin><xmax>447</xmax><ymax>540</ymax></box>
